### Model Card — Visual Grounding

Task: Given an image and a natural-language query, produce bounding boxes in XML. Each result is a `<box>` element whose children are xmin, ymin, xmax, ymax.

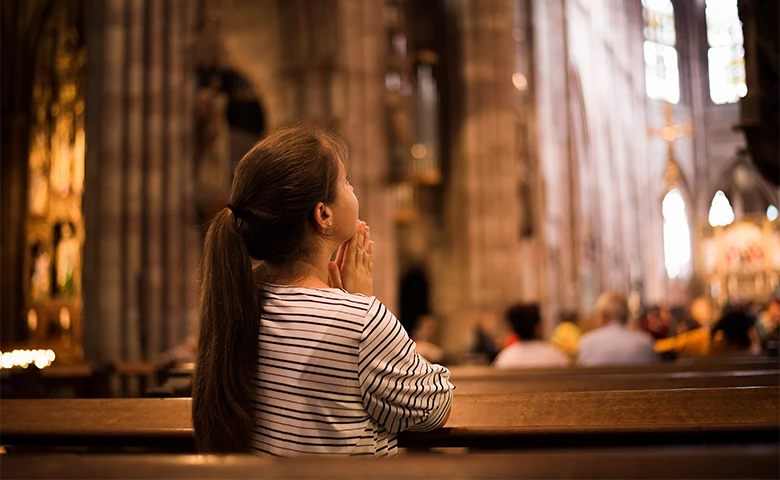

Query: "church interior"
<box><xmin>1</xmin><ymin>0</ymin><xmax>779</xmax><ymax>477</ymax></box>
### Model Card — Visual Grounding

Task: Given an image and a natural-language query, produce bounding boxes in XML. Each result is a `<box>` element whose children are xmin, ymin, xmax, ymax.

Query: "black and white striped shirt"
<box><xmin>252</xmin><ymin>284</ymin><xmax>454</xmax><ymax>457</ymax></box>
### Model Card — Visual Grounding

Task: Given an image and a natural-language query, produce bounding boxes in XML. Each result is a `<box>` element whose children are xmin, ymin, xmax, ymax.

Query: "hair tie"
<box><xmin>227</xmin><ymin>203</ymin><xmax>241</xmax><ymax>219</ymax></box>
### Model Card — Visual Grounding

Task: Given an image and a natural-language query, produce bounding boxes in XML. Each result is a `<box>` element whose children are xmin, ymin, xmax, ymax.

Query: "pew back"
<box><xmin>3</xmin><ymin>447</ymin><xmax>779</xmax><ymax>479</ymax></box>
<box><xmin>2</xmin><ymin>387</ymin><xmax>777</xmax><ymax>451</ymax></box>
<box><xmin>453</xmin><ymin>370</ymin><xmax>780</xmax><ymax>394</ymax></box>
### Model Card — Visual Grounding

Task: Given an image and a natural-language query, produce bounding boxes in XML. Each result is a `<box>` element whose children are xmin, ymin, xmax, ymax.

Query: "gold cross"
<box><xmin>647</xmin><ymin>102</ymin><xmax>694</xmax><ymax>188</ymax></box>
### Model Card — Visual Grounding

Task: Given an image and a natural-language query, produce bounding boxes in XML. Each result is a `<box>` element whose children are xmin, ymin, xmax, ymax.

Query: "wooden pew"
<box><xmin>453</xmin><ymin>369</ymin><xmax>780</xmax><ymax>394</ymax></box>
<box><xmin>448</xmin><ymin>356</ymin><xmax>779</xmax><ymax>381</ymax></box>
<box><xmin>2</xmin><ymin>387</ymin><xmax>777</xmax><ymax>451</ymax></box>
<box><xmin>110</xmin><ymin>357</ymin><xmax>780</xmax><ymax>397</ymax></box>
<box><xmin>3</xmin><ymin>446</ymin><xmax>779</xmax><ymax>479</ymax></box>
<box><xmin>399</xmin><ymin>387</ymin><xmax>780</xmax><ymax>449</ymax></box>
<box><xmin>0</xmin><ymin>361</ymin><xmax>166</xmax><ymax>399</ymax></box>
<box><xmin>0</xmin><ymin>398</ymin><xmax>195</xmax><ymax>451</ymax></box>
<box><xmin>0</xmin><ymin>363</ymin><xmax>112</xmax><ymax>398</ymax></box>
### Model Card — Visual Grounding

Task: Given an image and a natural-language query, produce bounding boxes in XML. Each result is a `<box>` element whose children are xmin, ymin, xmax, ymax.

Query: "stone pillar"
<box><xmin>182</xmin><ymin>0</ymin><xmax>201</xmax><ymax>340</ymax></box>
<box><xmin>277</xmin><ymin>0</ymin><xmax>397</xmax><ymax>310</ymax></box>
<box><xmin>83</xmin><ymin>0</ymin><xmax>196</xmax><ymax>374</ymax></box>
<box><xmin>532</xmin><ymin>0</ymin><xmax>575</xmax><ymax>327</ymax></box>
<box><xmin>143</xmin><ymin>0</ymin><xmax>165</xmax><ymax>360</ymax></box>
<box><xmin>124</xmin><ymin>0</ymin><xmax>146</xmax><ymax>370</ymax></box>
<box><xmin>435</xmin><ymin>0</ymin><xmax>522</xmax><ymax>353</ymax></box>
<box><xmin>83</xmin><ymin>0</ymin><xmax>125</xmax><ymax>364</ymax></box>
<box><xmin>164</xmin><ymin>0</ymin><xmax>185</xmax><ymax>350</ymax></box>
<box><xmin>337</xmin><ymin>0</ymin><xmax>397</xmax><ymax>311</ymax></box>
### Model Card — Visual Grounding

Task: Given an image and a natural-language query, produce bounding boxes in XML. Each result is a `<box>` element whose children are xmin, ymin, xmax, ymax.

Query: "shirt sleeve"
<box><xmin>358</xmin><ymin>298</ymin><xmax>454</xmax><ymax>434</ymax></box>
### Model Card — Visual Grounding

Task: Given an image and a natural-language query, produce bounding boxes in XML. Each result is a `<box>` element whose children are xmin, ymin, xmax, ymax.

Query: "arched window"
<box><xmin>642</xmin><ymin>0</ymin><xmax>680</xmax><ymax>104</ymax></box>
<box><xmin>662</xmin><ymin>188</ymin><xmax>692</xmax><ymax>279</ymax></box>
<box><xmin>705</xmin><ymin>0</ymin><xmax>747</xmax><ymax>104</ymax></box>
<box><xmin>708</xmin><ymin>190</ymin><xmax>735</xmax><ymax>227</ymax></box>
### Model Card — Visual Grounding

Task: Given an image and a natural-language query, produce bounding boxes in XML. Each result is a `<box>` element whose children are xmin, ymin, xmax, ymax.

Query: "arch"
<box><xmin>193</xmin><ymin>67</ymin><xmax>267</xmax><ymax>226</ymax></box>
<box><xmin>706</xmin><ymin>156</ymin><xmax>779</xmax><ymax>211</ymax></box>
<box><xmin>221</xmin><ymin>0</ymin><xmax>283</xmax><ymax>128</ymax></box>
<box><xmin>658</xmin><ymin>162</ymin><xmax>695</xmax><ymax>207</ymax></box>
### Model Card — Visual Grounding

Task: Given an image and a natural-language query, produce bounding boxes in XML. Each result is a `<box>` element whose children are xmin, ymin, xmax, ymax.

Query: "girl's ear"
<box><xmin>313</xmin><ymin>201</ymin><xmax>334</xmax><ymax>233</ymax></box>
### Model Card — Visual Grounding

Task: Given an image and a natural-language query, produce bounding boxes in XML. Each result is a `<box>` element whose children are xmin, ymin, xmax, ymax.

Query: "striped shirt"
<box><xmin>252</xmin><ymin>284</ymin><xmax>454</xmax><ymax>457</ymax></box>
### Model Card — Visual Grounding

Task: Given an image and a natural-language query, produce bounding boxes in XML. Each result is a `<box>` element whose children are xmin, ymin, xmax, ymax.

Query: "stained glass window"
<box><xmin>705</xmin><ymin>0</ymin><xmax>747</xmax><ymax>104</ymax></box>
<box><xmin>662</xmin><ymin>188</ymin><xmax>692</xmax><ymax>279</ymax></box>
<box><xmin>642</xmin><ymin>0</ymin><xmax>680</xmax><ymax>104</ymax></box>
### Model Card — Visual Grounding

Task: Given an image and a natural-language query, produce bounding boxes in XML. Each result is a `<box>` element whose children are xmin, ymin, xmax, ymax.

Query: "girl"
<box><xmin>192</xmin><ymin>126</ymin><xmax>454</xmax><ymax>455</ymax></box>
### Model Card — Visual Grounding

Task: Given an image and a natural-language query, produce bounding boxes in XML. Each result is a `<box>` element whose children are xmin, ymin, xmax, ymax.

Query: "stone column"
<box><xmin>143</xmin><ymin>0</ymin><xmax>165</xmax><ymax>360</ymax></box>
<box><xmin>435</xmin><ymin>0</ymin><xmax>523</xmax><ymax>353</ymax></box>
<box><xmin>124</xmin><ymin>0</ymin><xmax>146</xmax><ymax>371</ymax></box>
<box><xmin>336</xmin><ymin>0</ymin><xmax>396</xmax><ymax>311</ymax></box>
<box><xmin>277</xmin><ymin>0</ymin><xmax>397</xmax><ymax>310</ymax></box>
<box><xmin>83</xmin><ymin>0</ymin><xmax>197</xmax><ymax>376</ymax></box>
<box><xmin>83</xmin><ymin>0</ymin><xmax>125</xmax><ymax>364</ymax></box>
<box><xmin>164</xmin><ymin>0</ymin><xmax>185</xmax><ymax>350</ymax></box>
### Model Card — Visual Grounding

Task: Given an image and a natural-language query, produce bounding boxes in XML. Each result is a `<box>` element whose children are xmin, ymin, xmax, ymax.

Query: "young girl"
<box><xmin>192</xmin><ymin>126</ymin><xmax>454</xmax><ymax>455</ymax></box>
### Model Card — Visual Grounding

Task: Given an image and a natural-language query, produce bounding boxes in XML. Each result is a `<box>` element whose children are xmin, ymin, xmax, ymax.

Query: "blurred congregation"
<box><xmin>415</xmin><ymin>289</ymin><xmax>780</xmax><ymax>369</ymax></box>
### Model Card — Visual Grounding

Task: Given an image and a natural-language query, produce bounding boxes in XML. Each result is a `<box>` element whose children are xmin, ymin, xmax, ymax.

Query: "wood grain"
<box><xmin>2</xmin><ymin>446</ymin><xmax>779</xmax><ymax>479</ymax></box>
<box><xmin>2</xmin><ymin>387</ymin><xmax>777</xmax><ymax>450</ymax></box>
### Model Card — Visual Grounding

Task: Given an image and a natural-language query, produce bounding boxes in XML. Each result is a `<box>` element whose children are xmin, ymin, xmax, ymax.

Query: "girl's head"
<box><xmin>192</xmin><ymin>126</ymin><xmax>355</xmax><ymax>453</ymax></box>
<box><xmin>227</xmin><ymin>126</ymin><xmax>357</xmax><ymax>263</ymax></box>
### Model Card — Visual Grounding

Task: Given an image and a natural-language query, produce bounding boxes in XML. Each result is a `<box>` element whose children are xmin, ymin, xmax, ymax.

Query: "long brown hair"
<box><xmin>192</xmin><ymin>126</ymin><xmax>346</xmax><ymax>452</ymax></box>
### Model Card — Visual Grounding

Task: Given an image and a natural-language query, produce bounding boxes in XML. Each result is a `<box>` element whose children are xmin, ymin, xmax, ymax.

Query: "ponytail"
<box><xmin>192</xmin><ymin>208</ymin><xmax>260</xmax><ymax>452</ymax></box>
<box><xmin>191</xmin><ymin>125</ymin><xmax>348</xmax><ymax>452</ymax></box>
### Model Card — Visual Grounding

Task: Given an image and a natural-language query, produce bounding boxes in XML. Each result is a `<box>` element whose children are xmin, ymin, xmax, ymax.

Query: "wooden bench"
<box><xmin>2</xmin><ymin>387</ymin><xmax>777</xmax><ymax>451</ymax></box>
<box><xmin>448</xmin><ymin>357</ymin><xmax>779</xmax><ymax>381</ymax></box>
<box><xmin>400</xmin><ymin>387</ymin><xmax>780</xmax><ymax>449</ymax></box>
<box><xmin>453</xmin><ymin>369</ymin><xmax>780</xmax><ymax>394</ymax></box>
<box><xmin>3</xmin><ymin>446</ymin><xmax>779</xmax><ymax>479</ymax></box>
<box><xmin>89</xmin><ymin>357</ymin><xmax>780</xmax><ymax>397</ymax></box>
<box><xmin>0</xmin><ymin>361</ymin><xmax>167</xmax><ymax>399</ymax></box>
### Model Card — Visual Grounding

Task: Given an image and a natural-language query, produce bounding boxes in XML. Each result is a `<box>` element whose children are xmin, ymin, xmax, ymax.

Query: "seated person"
<box><xmin>756</xmin><ymin>288</ymin><xmax>780</xmax><ymax>349</ymax></box>
<box><xmin>710</xmin><ymin>307</ymin><xmax>760</xmax><ymax>356</ymax></box>
<box><xmin>656</xmin><ymin>305</ymin><xmax>761</xmax><ymax>358</ymax></box>
<box><xmin>578</xmin><ymin>292</ymin><xmax>658</xmax><ymax>366</ymax></box>
<box><xmin>550</xmin><ymin>310</ymin><xmax>582</xmax><ymax>360</ymax></box>
<box><xmin>640</xmin><ymin>305</ymin><xmax>670</xmax><ymax>340</ymax></box>
<box><xmin>493</xmin><ymin>304</ymin><xmax>569</xmax><ymax>368</ymax></box>
<box><xmin>413</xmin><ymin>315</ymin><xmax>446</xmax><ymax>364</ymax></box>
<box><xmin>654</xmin><ymin>324</ymin><xmax>712</xmax><ymax>358</ymax></box>
<box><xmin>655</xmin><ymin>298</ymin><xmax>716</xmax><ymax>358</ymax></box>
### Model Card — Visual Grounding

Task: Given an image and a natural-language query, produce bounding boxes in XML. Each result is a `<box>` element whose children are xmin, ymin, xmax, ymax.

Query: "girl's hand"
<box><xmin>328</xmin><ymin>221</ymin><xmax>373</xmax><ymax>296</ymax></box>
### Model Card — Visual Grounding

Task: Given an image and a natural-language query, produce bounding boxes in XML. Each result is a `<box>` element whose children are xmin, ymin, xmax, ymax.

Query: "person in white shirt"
<box><xmin>577</xmin><ymin>292</ymin><xmax>658</xmax><ymax>366</ymax></box>
<box><xmin>493</xmin><ymin>304</ymin><xmax>570</xmax><ymax>368</ymax></box>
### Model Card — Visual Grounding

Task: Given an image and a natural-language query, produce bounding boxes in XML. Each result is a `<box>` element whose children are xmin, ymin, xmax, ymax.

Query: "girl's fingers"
<box><xmin>345</xmin><ymin>227</ymin><xmax>358</xmax><ymax>267</ymax></box>
<box><xmin>335</xmin><ymin>241</ymin><xmax>347</xmax><ymax>269</ymax></box>
<box><xmin>367</xmin><ymin>240</ymin><xmax>374</xmax><ymax>272</ymax></box>
<box><xmin>355</xmin><ymin>224</ymin><xmax>366</xmax><ymax>265</ymax></box>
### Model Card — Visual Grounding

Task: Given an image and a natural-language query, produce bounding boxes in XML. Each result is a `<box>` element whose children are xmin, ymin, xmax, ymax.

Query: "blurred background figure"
<box><xmin>578</xmin><ymin>293</ymin><xmax>658</xmax><ymax>366</ymax></box>
<box><xmin>756</xmin><ymin>288</ymin><xmax>780</xmax><ymax>352</ymax></box>
<box><xmin>413</xmin><ymin>315</ymin><xmax>446</xmax><ymax>364</ymax></box>
<box><xmin>655</xmin><ymin>303</ymin><xmax>763</xmax><ymax>358</ymax></box>
<box><xmin>710</xmin><ymin>307</ymin><xmax>760</xmax><ymax>356</ymax></box>
<box><xmin>640</xmin><ymin>305</ymin><xmax>670</xmax><ymax>340</ymax></box>
<box><xmin>550</xmin><ymin>310</ymin><xmax>582</xmax><ymax>361</ymax></box>
<box><xmin>494</xmin><ymin>304</ymin><xmax>569</xmax><ymax>368</ymax></box>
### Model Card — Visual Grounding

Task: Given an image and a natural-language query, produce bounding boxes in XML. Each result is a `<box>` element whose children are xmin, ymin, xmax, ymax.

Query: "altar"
<box><xmin>703</xmin><ymin>215</ymin><xmax>780</xmax><ymax>306</ymax></box>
